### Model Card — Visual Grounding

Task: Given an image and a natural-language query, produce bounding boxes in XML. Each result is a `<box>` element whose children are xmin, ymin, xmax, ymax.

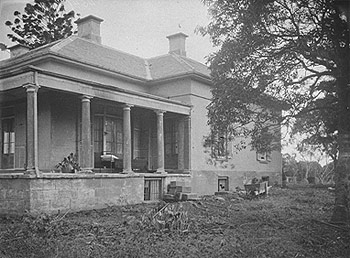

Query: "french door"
<box><xmin>1</xmin><ymin>118</ymin><xmax>15</xmax><ymax>169</ymax></box>
<box><xmin>94</xmin><ymin>115</ymin><xmax>122</xmax><ymax>167</ymax></box>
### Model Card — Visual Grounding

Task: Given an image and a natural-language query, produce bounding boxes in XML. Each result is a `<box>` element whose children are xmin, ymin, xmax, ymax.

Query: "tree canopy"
<box><xmin>202</xmin><ymin>0</ymin><xmax>349</xmax><ymax>224</ymax></box>
<box><xmin>5</xmin><ymin>0</ymin><xmax>77</xmax><ymax>49</ymax></box>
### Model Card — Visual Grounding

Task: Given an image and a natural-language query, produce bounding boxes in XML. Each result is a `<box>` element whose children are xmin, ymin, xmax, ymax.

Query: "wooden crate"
<box><xmin>244</xmin><ymin>181</ymin><xmax>268</xmax><ymax>196</ymax></box>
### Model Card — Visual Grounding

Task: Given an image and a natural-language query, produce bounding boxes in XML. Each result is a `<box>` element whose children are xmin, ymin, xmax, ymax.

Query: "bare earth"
<box><xmin>0</xmin><ymin>186</ymin><xmax>349</xmax><ymax>258</ymax></box>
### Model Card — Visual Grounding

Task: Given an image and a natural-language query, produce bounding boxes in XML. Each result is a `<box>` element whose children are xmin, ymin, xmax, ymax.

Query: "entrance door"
<box><xmin>1</xmin><ymin>118</ymin><xmax>15</xmax><ymax>169</ymax></box>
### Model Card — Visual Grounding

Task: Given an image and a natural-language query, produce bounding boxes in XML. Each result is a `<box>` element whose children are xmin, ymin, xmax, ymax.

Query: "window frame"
<box><xmin>210</xmin><ymin>132</ymin><xmax>231</xmax><ymax>161</ymax></box>
<box><xmin>256</xmin><ymin>151</ymin><xmax>272</xmax><ymax>163</ymax></box>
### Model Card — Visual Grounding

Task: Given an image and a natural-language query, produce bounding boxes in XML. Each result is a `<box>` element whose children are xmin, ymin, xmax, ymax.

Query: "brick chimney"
<box><xmin>8</xmin><ymin>44</ymin><xmax>30</xmax><ymax>58</ymax></box>
<box><xmin>166</xmin><ymin>32</ymin><xmax>188</xmax><ymax>56</ymax></box>
<box><xmin>75</xmin><ymin>15</ymin><xmax>104</xmax><ymax>44</ymax></box>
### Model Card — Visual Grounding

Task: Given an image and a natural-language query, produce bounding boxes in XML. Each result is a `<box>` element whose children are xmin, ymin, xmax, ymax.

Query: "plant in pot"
<box><xmin>55</xmin><ymin>153</ymin><xmax>80</xmax><ymax>173</ymax></box>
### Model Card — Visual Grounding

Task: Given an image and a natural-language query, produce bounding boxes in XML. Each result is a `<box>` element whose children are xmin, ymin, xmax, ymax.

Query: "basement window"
<box><xmin>144</xmin><ymin>178</ymin><xmax>162</xmax><ymax>201</ymax></box>
<box><xmin>218</xmin><ymin>176</ymin><xmax>229</xmax><ymax>192</ymax></box>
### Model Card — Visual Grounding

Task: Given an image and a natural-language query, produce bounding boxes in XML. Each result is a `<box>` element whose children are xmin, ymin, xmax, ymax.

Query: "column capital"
<box><xmin>23</xmin><ymin>83</ymin><xmax>40</xmax><ymax>92</ymax></box>
<box><xmin>184</xmin><ymin>115</ymin><xmax>191</xmax><ymax>121</ymax></box>
<box><xmin>123</xmin><ymin>104</ymin><xmax>134</xmax><ymax>110</ymax></box>
<box><xmin>80</xmin><ymin>95</ymin><xmax>93</xmax><ymax>102</ymax></box>
<box><xmin>155</xmin><ymin>110</ymin><xmax>166</xmax><ymax>116</ymax></box>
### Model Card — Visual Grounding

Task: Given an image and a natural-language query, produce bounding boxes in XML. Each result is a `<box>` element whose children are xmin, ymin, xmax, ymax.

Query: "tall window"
<box><xmin>210</xmin><ymin>133</ymin><xmax>230</xmax><ymax>160</ymax></box>
<box><xmin>93</xmin><ymin>114</ymin><xmax>123</xmax><ymax>168</ymax></box>
<box><xmin>2</xmin><ymin>117</ymin><xmax>15</xmax><ymax>169</ymax></box>
<box><xmin>164</xmin><ymin>120</ymin><xmax>178</xmax><ymax>156</ymax></box>
<box><xmin>104</xmin><ymin>117</ymin><xmax>123</xmax><ymax>156</ymax></box>
<box><xmin>133</xmin><ymin>119</ymin><xmax>148</xmax><ymax>159</ymax></box>
<box><xmin>3</xmin><ymin>119</ymin><xmax>15</xmax><ymax>155</ymax></box>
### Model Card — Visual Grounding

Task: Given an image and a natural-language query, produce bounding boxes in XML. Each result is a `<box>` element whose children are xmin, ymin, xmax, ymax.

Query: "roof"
<box><xmin>0</xmin><ymin>36</ymin><xmax>211</xmax><ymax>83</ymax></box>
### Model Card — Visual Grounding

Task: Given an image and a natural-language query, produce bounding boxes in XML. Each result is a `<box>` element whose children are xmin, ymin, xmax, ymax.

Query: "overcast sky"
<box><xmin>0</xmin><ymin>0</ymin><xmax>214</xmax><ymax>62</ymax></box>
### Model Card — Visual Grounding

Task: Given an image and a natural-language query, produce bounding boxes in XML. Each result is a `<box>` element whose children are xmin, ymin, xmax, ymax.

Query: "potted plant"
<box><xmin>55</xmin><ymin>153</ymin><xmax>80</xmax><ymax>173</ymax></box>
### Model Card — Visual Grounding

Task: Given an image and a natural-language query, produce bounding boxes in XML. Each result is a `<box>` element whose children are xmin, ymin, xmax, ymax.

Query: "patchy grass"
<box><xmin>0</xmin><ymin>186</ymin><xmax>349</xmax><ymax>258</ymax></box>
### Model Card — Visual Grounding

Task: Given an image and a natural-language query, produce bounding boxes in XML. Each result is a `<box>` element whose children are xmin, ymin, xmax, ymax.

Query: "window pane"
<box><xmin>3</xmin><ymin>143</ymin><xmax>9</xmax><ymax>154</ymax></box>
<box><xmin>3</xmin><ymin>132</ymin><xmax>9</xmax><ymax>144</ymax></box>
<box><xmin>10</xmin><ymin>142</ymin><xmax>15</xmax><ymax>154</ymax></box>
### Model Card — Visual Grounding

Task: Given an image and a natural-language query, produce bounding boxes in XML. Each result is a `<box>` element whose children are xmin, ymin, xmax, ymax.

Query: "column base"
<box><xmin>24</xmin><ymin>169</ymin><xmax>36</xmax><ymax>176</ymax></box>
<box><xmin>182</xmin><ymin>169</ymin><xmax>191</xmax><ymax>174</ymax></box>
<box><xmin>156</xmin><ymin>169</ymin><xmax>167</xmax><ymax>174</ymax></box>
<box><xmin>78</xmin><ymin>169</ymin><xmax>94</xmax><ymax>174</ymax></box>
<box><xmin>24</xmin><ymin>168</ymin><xmax>42</xmax><ymax>177</ymax></box>
<box><xmin>122</xmin><ymin>170</ymin><xmax>135</xmax><ymax>174</ymax></box>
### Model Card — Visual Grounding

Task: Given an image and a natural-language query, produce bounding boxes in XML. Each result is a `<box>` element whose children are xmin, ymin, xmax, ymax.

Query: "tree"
<box><xmin>292</xmin><ymin>81</ymin><xmax>339</xmax><ymax>162</ymax></box>
<box><xmin>282</xmin><ymin>153</ymin><xmax>298</xmax><ymax>177</ymax></box>
<box><xmin>5</xmin><ymin>0</ymin><xmax>77</xmax><ymax>49</ymax></box>
<box><xmin>201</xmin><ymin>0</ymin><xmax>349</xmax><ymax>224</ymax></box>
<box><xmin>320</xmin><ymin>161</ymin><xmax>335</xmax><ymax>184</ymax></box>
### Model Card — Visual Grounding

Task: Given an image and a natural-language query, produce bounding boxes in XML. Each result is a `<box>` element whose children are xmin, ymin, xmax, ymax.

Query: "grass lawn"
<box><xmin>0</xmin><ymin>186</ymin><xmax>349</xmax><ymax>258</ymax></box>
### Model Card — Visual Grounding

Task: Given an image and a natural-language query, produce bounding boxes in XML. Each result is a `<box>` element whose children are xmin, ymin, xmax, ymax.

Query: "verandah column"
<box><xmin>81</xmin><ymin>95</ymin><xmax>93</xmax><ymax>171</ymax></box>
<box><xmin>123</xmin><ymin>104</ymin><xmax>133</xmax><ymax>173</ymax></box>
<box><xmin>155</xmin><ymin>110</ymin><xmax>166</xmax><ymax>174</ymax></box>
<box><xmin>23</xmin><ymin>83</ymin><xmax>41</xmax><ymax>176</ymax></box>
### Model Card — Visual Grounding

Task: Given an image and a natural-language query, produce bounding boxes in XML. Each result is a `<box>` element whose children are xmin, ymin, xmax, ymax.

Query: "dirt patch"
<box><xmin>0</xmin><ymin>186</ymin><xmax>349</xmax><ymax>258</ymax></box>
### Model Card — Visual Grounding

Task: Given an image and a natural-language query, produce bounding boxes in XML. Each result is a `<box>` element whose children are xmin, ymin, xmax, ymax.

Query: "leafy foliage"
<box><xmin>55</xmin><ymin>153</ymin><xmax>80</xmax><ymax>173</ymax></box>
<box><xmin>201</xmin><ymin>0</ymin><xmax>349</xmax><ymax>151</ymax></box>
<box><xmin>5</xmin><ymin>0</ymin><xmax>77</xmax><ymax>49</ymax></box>
<box><xmin>139</xmin><ymin>202</ymin><xmax>190</xmax><ymax>232</ymax></box>
<box><xmin>201</xmin><ymin>0</ymin><xmax>349</xmax><ymax>223</ymax></box>
<box><xmin>282</xmin><ymin>153</ymin><xmax>299</xmax><ymax>177</ymax></box>
<box><xmin>292</xmin><ymin>80</ymin><xmax>338</xmax><ymax>161</ymax></box>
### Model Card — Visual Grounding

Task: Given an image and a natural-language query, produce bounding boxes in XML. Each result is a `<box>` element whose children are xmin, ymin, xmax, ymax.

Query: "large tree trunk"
<box><xmin>331</xmin><ymin>133</ymin><xmax>350</xmax><ymax>224</ymax></box>
<box><xmin>331</xmin><ymin>0</ymin><xmax>350</xmax><ymax>225</ymax></box>
<box><xmin>332</xmin><ymin>74</ymin><xmax>350</xmax><ymax>224</ymax></box>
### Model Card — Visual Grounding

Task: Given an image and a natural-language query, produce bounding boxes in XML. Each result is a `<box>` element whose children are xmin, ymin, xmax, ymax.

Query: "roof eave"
<box><xmin>0</xmin><ymin>52</ymin><xmax>148</xmax><ymax>85</ymax></box>
<box><xmin>148</xmin><ymin>72</ymin><xmax>212</xmax><ymax>86</ymax></box>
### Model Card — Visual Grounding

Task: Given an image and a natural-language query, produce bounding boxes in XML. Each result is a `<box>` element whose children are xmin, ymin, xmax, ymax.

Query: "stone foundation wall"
<box><xmin>0</xmin><ymin>171</ymin><xmax>281</xmax><ymax>215</ymax></box>
<box><xmin>0</xmin><ymin>173</ymin><xmax>144</xmax><ymax>215</ymax></box>
<box><xmin>0</xmin><ymin>178</ymin><xmax>31</xmax><ymax>214</ymax></box>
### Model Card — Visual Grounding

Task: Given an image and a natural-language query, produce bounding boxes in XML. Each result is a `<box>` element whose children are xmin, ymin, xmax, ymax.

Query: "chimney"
<box><xmin>8</xmin><ymin>44</ymin><xmax>30</xmax><ymax>58</ymax></box>
<box><xmin>166</xmin><ymin>32</ymin><xmax>188</xmax><ymax>56</ymax></box>
<box><xmin>75</xmin><ymin>15</ymin><xmax>104</xmax><ymax>44</ymax></box>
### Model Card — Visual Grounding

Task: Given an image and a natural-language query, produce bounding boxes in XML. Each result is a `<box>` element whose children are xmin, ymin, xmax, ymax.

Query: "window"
<box><xmin>144</xmin><ymin>178</ymin><xmax>162</xmax><ymax>201</ymax></box>
<box><xmin>1</xmin><ymin>115</ymin><xmax>15</xmax><ymax>169</ymax></box>
<box><xmin>164</xmin><ymin>120</ymin><xmax>178</xmax><ymax>156</ymax></box>
<box><xmin>256</xmin><ymin>151</ymin><xmax>271</xmax><ymax>163</ymax></box>
<box><xmin>218</xmin><ymin>176</ymin><xmax>229</xmax><ymax>192</ymax></box>
<box><xmin>133</xmin><ymin>119</ymin><xmax>148</xmax><ymax>159</ymax></box>
<box><xmin>2</xmin><ymin>118</ymin><xmax>15</xmax><ymax>155</ymax></box>
<box><xmin>210</xmin><ymin>134</ymin><xmax>231</xmax><ymax>160</ymax></box>
<box><xmin>93</xmin><ymin>114</ymin><xmax>123</xmax><ymax>168</ymax></box>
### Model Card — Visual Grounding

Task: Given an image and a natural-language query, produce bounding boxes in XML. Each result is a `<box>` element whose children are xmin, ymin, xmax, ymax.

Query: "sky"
<box><xmin>0</xmin><ymin>0</ymin><xmax>214</xmax><ymax>62</ymax></box>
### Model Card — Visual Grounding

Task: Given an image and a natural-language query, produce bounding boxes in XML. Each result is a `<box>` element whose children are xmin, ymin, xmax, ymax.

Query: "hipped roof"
<box><xmin>0</xmin><ymin>36</ymin><xmax>211</xmax><ymax>83</ymax></box>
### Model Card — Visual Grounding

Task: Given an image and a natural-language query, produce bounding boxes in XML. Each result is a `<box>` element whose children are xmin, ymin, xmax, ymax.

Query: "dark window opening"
<box><xmin>144</xmin><ymin>178</ymin><xmax>162</xmax><ymax>201</ymax></box>
<box><xmin>218</xmin><ymin>176</ymin><xmax>229</xmax><ymax>192</ymax></box>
